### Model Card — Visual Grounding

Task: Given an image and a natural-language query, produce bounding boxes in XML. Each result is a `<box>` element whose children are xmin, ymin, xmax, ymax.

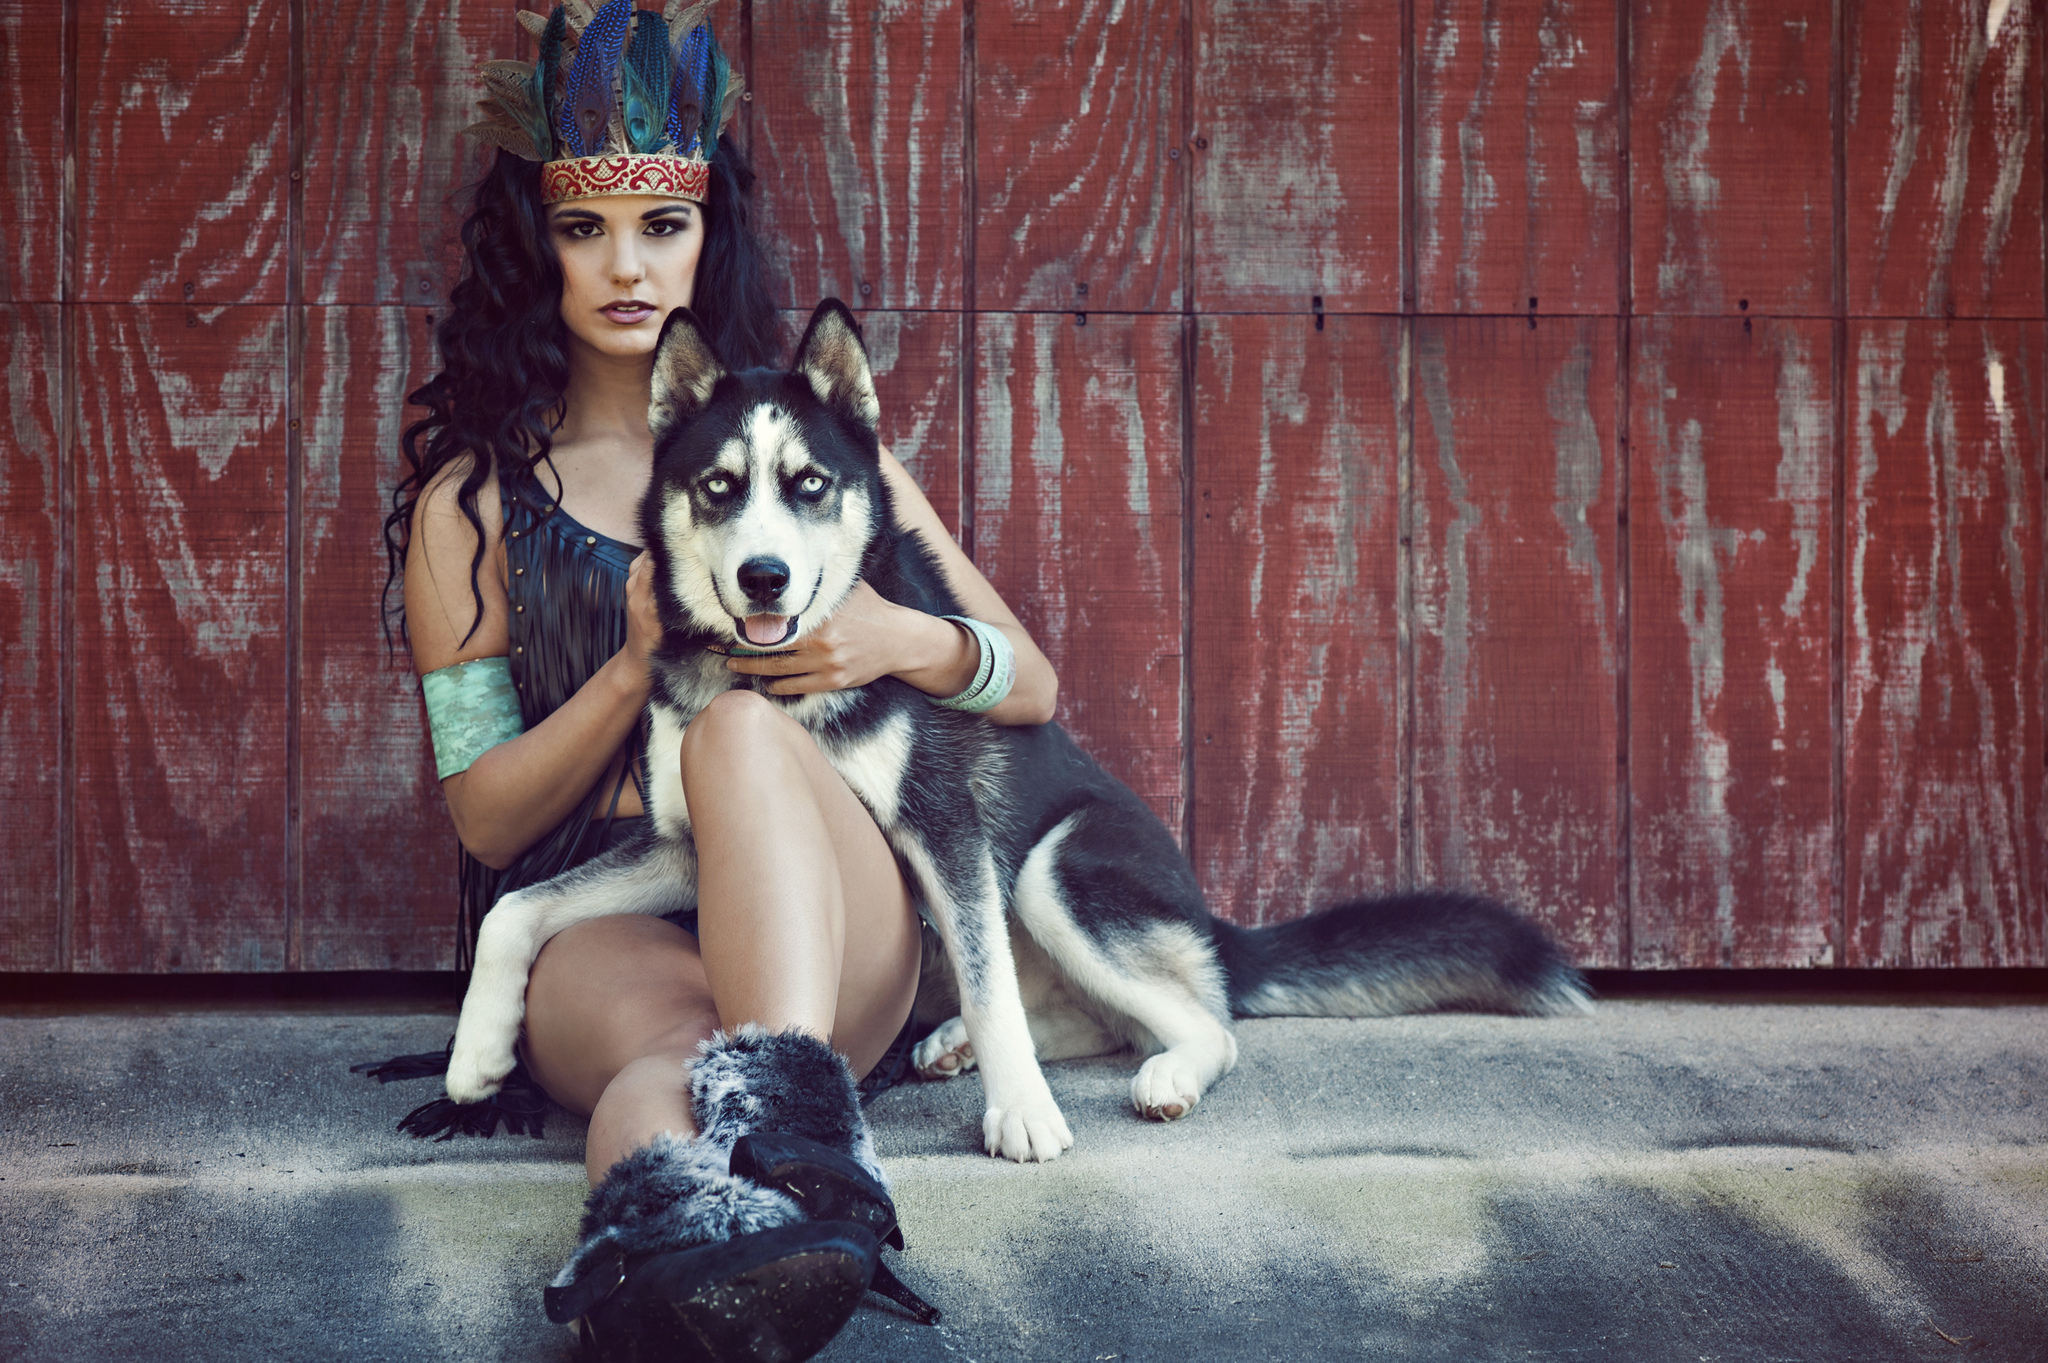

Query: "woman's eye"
<box><xmin>798</xmin><ymin>475</ymin><xmax>827</xmax><ymax>495</ymax></box>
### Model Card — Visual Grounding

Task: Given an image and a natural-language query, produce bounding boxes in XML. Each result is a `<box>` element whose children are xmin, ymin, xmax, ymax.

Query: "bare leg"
<box><xmin>522</xmin><ymin>690</ymin><xmax>921</xmax><ymax>1184</ymax></box>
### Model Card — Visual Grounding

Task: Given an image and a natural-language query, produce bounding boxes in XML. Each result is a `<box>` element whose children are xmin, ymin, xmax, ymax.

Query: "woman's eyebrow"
<box><xmin>641</xmin><ymin>204</ymin><xmax>691</xmax><ymax>221</ymax></box>
<box><xmin>551</xmin><ymin>208</ymin><xmax>604</xmax><ymax>224</ymax></box>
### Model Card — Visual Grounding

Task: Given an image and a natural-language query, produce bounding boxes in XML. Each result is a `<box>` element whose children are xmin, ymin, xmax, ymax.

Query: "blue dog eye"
<box><xmin>798</xmin><ymin>475</ymin><xmax>827</xmax><ymax>496</ymax></box>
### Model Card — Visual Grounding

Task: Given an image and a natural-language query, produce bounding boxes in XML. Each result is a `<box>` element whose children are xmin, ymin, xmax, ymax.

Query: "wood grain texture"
<box><xmin>297</xmin><ymin>306</ymin><xmax>453</xmax><ymax>970</ymax></box>
<box><xmin>74</xmin><ymin>0</ymin><xmax>290</xmax><ymax>304</ymax></box>
<box><xmin>1845</xmin><ymin>320</ymin><xmax>2045</xmax><ymax>966</ymax></box>
<box><xmin>1191</xmin><ymin>0</ymin><xmax>1399</xmax><ymax>312</ymax></box>
<box><xmin>300</xmin><ymin>0</ymin><xmax>505</xmax><ymax>306</ymax></box>
<box><xmin>861</xmin><ymin>309</ymin><xmax>964</xmax><ymax>537</ymax></box>
<box><xmin>1416</xmin><ymin>0</ymin><xmax>1622</xmax><ymax>315</ymax></box>
<box><xmin>1189</xmin><ymin>315</ymin><xmax>1401</xmax><ymax>926</ymax></box>
<box><xmin>0</xmin><ymin>1</ymin><xmax>65</xmax><ymax>301</ymax></box>
<box><xmin>1412</xmin><ymin>316</ymin><xmax>1621</xmax><ymax>965</ymax></box>
<box><xmin>975</xmin><ymin>0</ymin><xmax>1184</xmax><ymax>311</ymax></box>
<box><xmin>1630</xmin><ymin>317</ymin><xmax>1835</xmax><ymax>968</ymax></box>
<box><xmin>1629</xmin><ymin>0</ymin><xmax>1834</xmax><ymax>316</ymax></box>
<box><xmin>753</xmin><ymin>0</ymin><xmax>966</xmax><ymax>310</ymax></box>
<box><xmin>71</xmin><ymin>305</ymin><xmax>289</xmax><ymax>971</ymax></box>
<box><xmin>0</xmin><ymin>306</ymin><xmax>64</xmax><ymax>969</ymax></box>
<box><xmin>973</xmin><ymin>311</ymin><xmax>1184</xmax><ymax>831</ymax></box>
<box><xmin>1845</xmin><ymin>0</ymin><xmax>2044</xmax><ymax>318</ymax></box>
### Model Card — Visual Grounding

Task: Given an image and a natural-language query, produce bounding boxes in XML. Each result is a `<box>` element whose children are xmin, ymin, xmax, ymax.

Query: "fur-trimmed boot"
<box><xmin>545</xmin><ymin>1134</ymin><xmax>880</xmax><ymax>1363</ymax></box>
<box><xmin>690</xmin><ymin>1027</ymin><xmax>940</xmax><ymax>1325</ymax></box>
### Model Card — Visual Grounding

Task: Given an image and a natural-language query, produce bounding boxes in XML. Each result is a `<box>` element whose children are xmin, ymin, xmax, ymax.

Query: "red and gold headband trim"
<box><xmin>540</xmin><ymin>152</ymin><xmax>711</xmax><ymax>205</ymax></box>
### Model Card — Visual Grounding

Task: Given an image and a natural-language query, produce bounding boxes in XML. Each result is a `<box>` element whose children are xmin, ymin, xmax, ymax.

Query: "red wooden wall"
<box><xmin>1</xmin><ymin>0</ymin><xmax>2042</xmax><ymax>972</ymax></box>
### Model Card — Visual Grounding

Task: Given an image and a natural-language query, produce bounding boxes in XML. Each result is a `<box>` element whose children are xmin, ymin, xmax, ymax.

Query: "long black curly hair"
<box><xmin>382</xmin><ymin>141</ymin><xmax>782</xmax><ymax>647</ymax></box>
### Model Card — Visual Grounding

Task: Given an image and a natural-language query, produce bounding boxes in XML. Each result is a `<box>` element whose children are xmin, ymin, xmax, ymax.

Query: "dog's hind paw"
<box><xmin>913</xmin><ymin>1017</ymin><xmax>977</xmax><ymax>1081</ymax></box>
<box><xmin>1130</xmin><ymin>1054</ymin><xmax>1203</xmax><ymax>1122</ymax></box>
<box><xmin>444</xmin><ymin>1036</ymin><xmax>517</xmax><ymax>1104</ymax></box>
<box><xmin>982</xmin><ymin>1093</ymin><xmax>1073</xmax><ymax>1163</ymax></box>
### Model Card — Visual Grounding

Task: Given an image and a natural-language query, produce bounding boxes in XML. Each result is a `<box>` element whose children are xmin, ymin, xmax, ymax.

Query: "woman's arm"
<box><xmin>406</xmin><ymin>462</ymin><xmax>660</xmax><ymax>868</ymax></box>
<box><xmin>720</xmin><ymin>448</ymin><xmax>1060</xmax><ymax>725</ymax></box>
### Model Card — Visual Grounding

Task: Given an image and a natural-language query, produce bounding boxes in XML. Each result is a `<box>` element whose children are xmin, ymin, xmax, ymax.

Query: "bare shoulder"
<box><xmin>406</xmin><ymin>454</ymin><xmax>512</xmax><ymax>672</ymax></box>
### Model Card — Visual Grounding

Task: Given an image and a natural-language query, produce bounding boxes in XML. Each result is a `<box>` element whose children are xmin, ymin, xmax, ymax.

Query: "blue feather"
<box><xmin>623</xmin><ymin>13</ymin><xmax>672</xmax><ymax>153</ymax></box>
<box><xmin>559</xmin><ymin>0</ymin><xmax>632</xmax><ymax>159</ymax></box>
<box><xmin>668</xmin><ymin>23</ymin><xmax>711</xmax><ymax>155</ymax></box>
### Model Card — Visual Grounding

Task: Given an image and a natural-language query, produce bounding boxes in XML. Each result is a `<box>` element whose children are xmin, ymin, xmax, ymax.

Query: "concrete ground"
<box><xmin>2</xmin><ymin>999</ymin><xmax>2044</xmax><ymax>1362</ymax></box>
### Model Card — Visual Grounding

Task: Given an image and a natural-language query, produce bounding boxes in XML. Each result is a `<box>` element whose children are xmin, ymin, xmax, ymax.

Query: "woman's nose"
<box><xmin>610</xmin><ymin>239</ymin><xmax>644</xmax><ymax>286</ymax></box>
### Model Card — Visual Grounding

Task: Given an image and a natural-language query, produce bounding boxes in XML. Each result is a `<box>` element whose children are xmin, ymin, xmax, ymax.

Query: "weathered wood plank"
<box><xmin>1416</xmin><ymin>0</ymin><xmax>1622</xmax><ymax>315</ymax></box>
<box><xmin>1412</xmin><ymin>316</ymin><xmax>1622</xmax><ymax>965</ymax></box>
<box><xmin>753</xmin><ymin>0</ymin><xmax>966</xmax><ymax>310</ymax></box>
<box><xmin>1629</xmin><ymin>0</ymin><xmax>1834</xmax><ymax>316</ymax></box>
<box><xmin>1845</xmin><ymin>0</ymin><xmax>2044</xmax><ymax>318</ymax></box>
<box><xmin>974</xmin><ymin>311</ymin><xmax>1184</xmax><ymax>831</ymax></box>
<box><xmin>75</xmin><ymin>0</ymin><xmax>290</xmax><ymax>304</ymax></box>
<box><xmin>1845</xmin><ymin>320</ymin><xmax>2045</xmax><ymax>967</ymax></box>
<box><xmin>71</xmin><ymin>305</ymin><xmax>289</xmax><ymax>971</ymax></box>
<box><xmin>300</xmin><ymin>0</ymin><xmax>504</xmax><ymax>306</ymax></box>
<box><xmin>1189</xmin><ymin>315</ymin><xmax>1401</xmax><ymax>926</ymax></box>
<box><xmin>1191</xmin><ymin>0</ymin><xmax>1399</xmax><ymax>312</ymax></box>
<box><xmin>0</xmin><ymin>305</ymin><xmax>64</xmax><ymax>969</ymax></box>
<box><xmin>297</xmin><ymin>306</ymin><xmax>453</xmax><ymax>970</ymax></box>
<box><xmin>0</xmin><ymin>1</ymin><xmax>65</xmax><ymax>301</ymax></box>
<box><xmin>1629</xmin><ymin>316</ymin><xmax>1835</xmax><ymax>968</ymax></box>
<box><xmin>975</xmin><ymin>0</ymin><xmax>1184</xmax><ymax>311</ymax></box>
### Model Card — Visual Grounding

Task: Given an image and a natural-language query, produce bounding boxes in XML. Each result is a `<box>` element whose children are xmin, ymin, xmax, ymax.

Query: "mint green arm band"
<box><xmin>421</xmin><ymin>656</ymin><xmax>527</xmax><ymax>779</ymax></box>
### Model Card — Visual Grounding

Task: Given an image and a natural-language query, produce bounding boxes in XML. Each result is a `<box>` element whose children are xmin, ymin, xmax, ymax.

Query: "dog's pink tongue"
<box><xmin>743</xmin><ymin>614</ymin><xmax>790</xmax><ymax>645</ymax></box>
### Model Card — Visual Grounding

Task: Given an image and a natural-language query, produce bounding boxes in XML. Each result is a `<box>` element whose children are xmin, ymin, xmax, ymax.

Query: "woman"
<box><xmin>378</xmin><ymin>5</ymin><xmax>1056</xmax><ymax>1357</ymax></box>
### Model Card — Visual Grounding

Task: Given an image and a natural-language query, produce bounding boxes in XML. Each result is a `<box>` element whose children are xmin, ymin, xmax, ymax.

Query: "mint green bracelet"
<box><xmin>933</xmin><ymin>616</ymin><xmax>1015</xmax><ymax>714</ymax></box>
<box><xmin>421</xmin><ymin>656</ymin><xmax>526</xmax><ymax>778</ymax></box>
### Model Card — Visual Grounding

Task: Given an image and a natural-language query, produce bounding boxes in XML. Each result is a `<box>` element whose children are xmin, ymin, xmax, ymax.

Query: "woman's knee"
<box><xmin>677</xmin><ymin>688</ymin><xmax>806</xmax><ymax>780</ymax></box>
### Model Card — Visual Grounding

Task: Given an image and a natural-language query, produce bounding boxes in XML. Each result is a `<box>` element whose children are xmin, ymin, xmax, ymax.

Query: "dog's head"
<box><xmin>640</xmin><ymin>299</ymin><xmax>885</xmax><ymax>651</ymax></box>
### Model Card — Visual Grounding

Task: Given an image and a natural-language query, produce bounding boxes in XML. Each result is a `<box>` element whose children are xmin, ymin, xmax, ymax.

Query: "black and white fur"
<box><xmin>444</xmin><ymin>299</ymin><xmax>1591</xmax><ymax>1163</ymax></box>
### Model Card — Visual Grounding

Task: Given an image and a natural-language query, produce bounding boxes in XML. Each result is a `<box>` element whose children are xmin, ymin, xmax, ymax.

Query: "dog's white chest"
<box><xmin>819</xmin><ymin>708</ymin><xmax>914</xmax><ymax>827</ymax></box>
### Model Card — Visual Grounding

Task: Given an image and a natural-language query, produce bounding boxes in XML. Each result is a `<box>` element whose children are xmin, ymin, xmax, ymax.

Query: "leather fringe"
<box><xmin>352</xmin><ymin>1038</ymin><xmax>551</xmax><ymax>1141</ymax></box>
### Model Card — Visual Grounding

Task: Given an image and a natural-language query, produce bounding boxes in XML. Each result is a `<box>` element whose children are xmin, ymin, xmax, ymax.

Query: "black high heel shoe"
<box><xmin>731</xmin><ymin>1132</ymin><xmax>942</xmax><ymax>1324</ymax></box>
<box><xmin>559</xmin><ymin>1219</ymin><xmax>882</xmax><ymax>1363</ymax></box>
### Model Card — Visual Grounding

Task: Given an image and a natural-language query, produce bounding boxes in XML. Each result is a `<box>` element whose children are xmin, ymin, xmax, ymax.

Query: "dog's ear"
<box><xmin>792</xmin><ymin>299</ymin><xmax>880</xmax><ymax>432</ymax></box>
<box><xmin>649</xmin><ymin>308</ymin><xmax>727</xmax><ymax>441</ymax></box>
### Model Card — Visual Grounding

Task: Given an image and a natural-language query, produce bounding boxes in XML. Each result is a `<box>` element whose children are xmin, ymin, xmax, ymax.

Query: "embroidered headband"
<box><xmin>462</xmin><ymin>0</ymin><xmax>745</xmax><ymax>206</ymax></box>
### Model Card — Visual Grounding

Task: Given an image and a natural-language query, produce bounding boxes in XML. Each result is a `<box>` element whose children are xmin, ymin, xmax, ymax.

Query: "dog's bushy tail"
<box><xmin>1213</xmin><ymin>890</ymin><xmax>1593</xmax><ymax>1019</ymax></box>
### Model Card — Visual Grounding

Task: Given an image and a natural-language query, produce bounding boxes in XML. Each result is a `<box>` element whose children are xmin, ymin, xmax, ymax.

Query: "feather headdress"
<box><xmin>461</xmin><ymin>0</ymin><xmax>745</xmax><ymax>205</ymax></box>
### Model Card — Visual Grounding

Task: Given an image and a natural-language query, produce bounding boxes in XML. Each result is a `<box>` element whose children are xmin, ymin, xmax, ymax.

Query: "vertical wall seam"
<box><xmin>959</xmin><ymin>0</ymin><xmax>977</xmax><ymax>559</ymax></box>
<box><xmin>739</xmin><ymin>0</ymin><xmax>754</xmax><ymax>159</ymax></box>
<box><xmin>284</xmin><ymin>0</ymin><xmax>306</xmax><ymax>971</ymax></box>
<box><xmin>1396</xmin><ymin>0</ymin><xmax>1417</xmax><ymax>889</ymax></box>
<box><xmin>1614</xmin><ymin>0</ymin><xmax>1635</xmax><ymax>969</ymax></box>
<box><xmin>1830</xmin><ymin>0</ymin><xmax>1849</xmax><ymax>966</ymax></box>
<box><xmin>1178</xmin><ymin>0</ymin><xmax>1196</xmax><ymax>858</ymax></box>
<box><xmin>57</xmin><ymin>0</ymin><xmax>79</xmax><ymax>971</ymax></box>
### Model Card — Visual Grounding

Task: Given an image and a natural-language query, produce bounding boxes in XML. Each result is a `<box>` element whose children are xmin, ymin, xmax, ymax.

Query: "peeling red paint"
<box><xmin>71</xmin><ymin>305</ymin><xmax>291</xmax><ymax>972</ymax></box>
<box><xmin>1417</xmin><ymin>0</ymin><xmax>1623</xmax><ymax>314</ymax></box>
<box><xmin>974</xmin><ymin>312</ymin><xmax>1185</xmax><ymax>833</ymax></box>
<box><xmin>1191</xmin><ymin>315</ymin><xmax>1402</xmax><ymax>926</ymax></box>
<box><xmin>1412</xmin><ymin>317</ymin><xmax>1623</xmax><ymax>965</ymax></box>
<box><xmin>1630</xmin><ymin>317</ymin><xmax>1836</xmax><ymax>968</ymax></box>
<box><xmin>1845</xmin><ymin>321</ymin><xmax>2045</xmax><ymax>966</ymax></box>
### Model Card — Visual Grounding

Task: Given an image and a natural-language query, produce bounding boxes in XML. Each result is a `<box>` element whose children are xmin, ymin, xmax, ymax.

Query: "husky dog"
<box><xmin>443</xmin><ymin>299</ymin><xmax>1590</xmax><ymax>1163</ymax></box>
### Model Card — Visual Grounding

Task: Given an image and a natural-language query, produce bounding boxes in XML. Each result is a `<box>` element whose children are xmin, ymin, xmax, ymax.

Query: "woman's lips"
<box><xmin>602</xmin><ymin>303</ymin><xmax>657</xmax><ymax>325</ymax></box>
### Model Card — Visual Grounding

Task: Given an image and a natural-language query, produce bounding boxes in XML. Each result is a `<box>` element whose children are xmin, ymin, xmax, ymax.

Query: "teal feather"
<box><xmin>622</xmin><ymin>13</ymin><xmax>672</xmax><ymax>153</ymax></box>
<box><xmin>532</xmin><ymin>7</ymin><xmax>567</xmax><ymax>159</ymax></box>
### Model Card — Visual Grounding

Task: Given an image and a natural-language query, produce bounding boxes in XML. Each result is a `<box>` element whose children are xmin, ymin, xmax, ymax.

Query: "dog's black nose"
<box><xmin>737</xmin><ymin>557</ymin><xmax>791</xmax><ymax>603</ymax></box>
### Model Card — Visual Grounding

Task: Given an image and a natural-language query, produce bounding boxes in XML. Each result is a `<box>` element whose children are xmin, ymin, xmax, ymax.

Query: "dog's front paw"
<box><xmin>913</xmin><ymin>1017</ymin><xmax>976</xmax><ymax>1080</ymax></box>
<box><xmin>444</xmin><ymin>1029</ymin><xmax>518</xmax><ymax>1104</ymax></box>
<box><xmin>1131</xmin><ymin>1053</ymin><xmax>1204</xmax><ymax>1121</ymax></box>
<box><xmin>982</xmin><ymin>1092</ymin><xmax>1073</xmax><ymax>1163</ymax></box>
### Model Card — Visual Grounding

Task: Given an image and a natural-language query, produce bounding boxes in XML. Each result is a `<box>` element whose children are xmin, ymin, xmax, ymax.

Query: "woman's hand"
<box><xmin>721</xmin><ymin>581</ymin><xmax>969</xmax><ymax>696</ymax></box>
<box><xmin>624</xmin><ymin>551</ymin><xmax>662</xmax><ymax>670</ymax></box>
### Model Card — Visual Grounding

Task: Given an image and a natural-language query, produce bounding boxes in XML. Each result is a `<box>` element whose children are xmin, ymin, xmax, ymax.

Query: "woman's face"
<box><xmin>550</xmin><ymin>193</ymin><xmax>706</xmax><ymax>361</ymax></box>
